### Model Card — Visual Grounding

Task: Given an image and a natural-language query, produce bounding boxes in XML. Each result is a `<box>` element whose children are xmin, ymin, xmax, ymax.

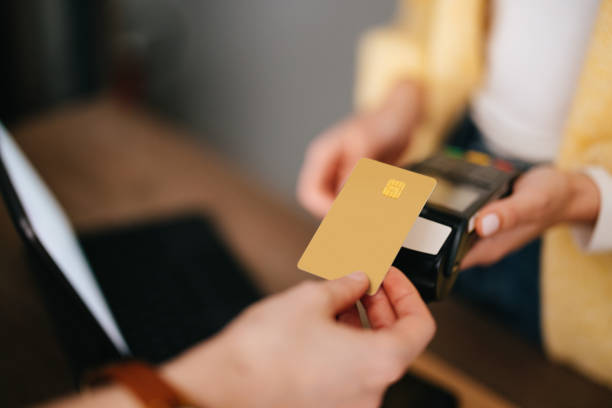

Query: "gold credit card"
<box><xmin>298</xmin><ymin>158</ymin><xmax>436</xmax><ymax>295</ymax></box>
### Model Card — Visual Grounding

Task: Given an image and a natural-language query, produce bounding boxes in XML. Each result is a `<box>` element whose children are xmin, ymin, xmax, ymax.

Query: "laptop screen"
<box><xmin>0</xmin><ymin>124</ymin><xmax>129</xmax><ymax>355</ymax></box>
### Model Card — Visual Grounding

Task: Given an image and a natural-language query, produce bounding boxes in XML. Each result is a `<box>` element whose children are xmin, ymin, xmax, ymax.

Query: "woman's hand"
<box><xmin>297</xmin><ymin>80</ymin><xmax>423</xmax><ymax>218</ymax></box>
<box><xmin>163</xmin><ymin>268</ymin><xmax>435</xmax><ymax>408</ymax></box>
<box><xmin>461</xmin><ymin>166</ymin><xmax>600</xmax><ymax>269</ymax></box>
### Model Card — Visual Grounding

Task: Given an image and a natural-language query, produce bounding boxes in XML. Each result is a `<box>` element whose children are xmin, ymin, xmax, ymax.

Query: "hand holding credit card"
<box><xmin>298</xmin><ymin>158</ymin><xmax>436</xmax><ymax>294</ymax></box>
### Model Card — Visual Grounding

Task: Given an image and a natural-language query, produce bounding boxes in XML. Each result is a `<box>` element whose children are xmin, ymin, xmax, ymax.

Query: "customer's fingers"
<box><xmin>383</xmin><ymin>268</ymin><xmax>428</xmax><ymax>318</ymax></box>
<box><xmin>361</xmin><ymin>282</ymin><xmax>396</xmax><ymax>329</ymax></box>
<box><xmin>382</xmin><ymin>268</ymin><xmax>435</xmax><ymax>361</ymax></box>
<box><xmin>317</xmin><ymin>271</ymin><xmax>370</xmax><ymax>315</ymax></box>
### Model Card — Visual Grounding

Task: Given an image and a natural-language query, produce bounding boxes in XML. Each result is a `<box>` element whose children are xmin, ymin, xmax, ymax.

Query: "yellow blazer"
<box><xmin>355</xmin><ymin>0</ymin><xmax>612</xmax><ymax>387</ymax></box>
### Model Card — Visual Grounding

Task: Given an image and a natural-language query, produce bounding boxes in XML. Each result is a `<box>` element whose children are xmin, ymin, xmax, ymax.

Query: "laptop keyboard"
<box><xmin>79</xmin><ymin>215</ymin><xmax>261</xmax><ymax>363</ymax></box>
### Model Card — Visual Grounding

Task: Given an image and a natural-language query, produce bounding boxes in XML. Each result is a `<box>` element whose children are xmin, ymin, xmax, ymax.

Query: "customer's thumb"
<box><xmin>320</xmin><ymin>271</ymin><xmax>369</xmax><ymax>314</ymax></box>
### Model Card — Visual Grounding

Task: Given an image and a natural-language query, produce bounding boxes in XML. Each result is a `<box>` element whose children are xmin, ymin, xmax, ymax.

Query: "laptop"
<box><xmin>0</xmin><ymin>123</ymin><xmax>260</xmax><ymax>377</ymax></box>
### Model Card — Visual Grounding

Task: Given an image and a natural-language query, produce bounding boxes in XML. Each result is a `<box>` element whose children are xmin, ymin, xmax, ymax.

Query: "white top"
<box><xmin>471</xmin><ymin>0</ymin><xmax>612</xmax><ymax>252</ymax></box>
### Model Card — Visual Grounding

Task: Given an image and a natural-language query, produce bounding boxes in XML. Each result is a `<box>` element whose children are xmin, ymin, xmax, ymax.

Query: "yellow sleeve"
<box><xmin>354</xmin><ymin>0</ymin><xmax>487</xmax><ymax>163</ymax></box>
<box><xmin>354</xmin><ymin>0</ymin><xmax>434</xmax><ymax>111</ymax></box>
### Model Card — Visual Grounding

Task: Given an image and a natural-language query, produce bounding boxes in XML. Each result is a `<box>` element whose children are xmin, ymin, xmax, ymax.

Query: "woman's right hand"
<box><xmin>297</xmin><ymin>80</ymin><xmax>423</xmax><ymax>218</ymax></box>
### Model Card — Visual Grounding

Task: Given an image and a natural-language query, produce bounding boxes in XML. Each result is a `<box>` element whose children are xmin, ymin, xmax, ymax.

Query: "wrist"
<box><xmin>562</xmin><ymin>171</ymin><xmax>601</xmax><ymax>223</ymax></box>
<box><xmin>160</xmin><ymin>337</ymin><xmax>237</xmax><ymax>408</ymax></box>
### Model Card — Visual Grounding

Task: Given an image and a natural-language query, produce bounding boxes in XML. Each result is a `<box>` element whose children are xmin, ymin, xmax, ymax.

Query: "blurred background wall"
<box><xmin>0</xmin><ymin>0</ymin><xmax>396</xmax><ymax>199</ymax></box>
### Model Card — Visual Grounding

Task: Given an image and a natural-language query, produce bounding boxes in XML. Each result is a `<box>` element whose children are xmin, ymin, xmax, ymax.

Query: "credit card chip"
<box><xmin>383</xmin><ymin>179</ymin><xmax>405</xmax><ymax>199</ymax></box>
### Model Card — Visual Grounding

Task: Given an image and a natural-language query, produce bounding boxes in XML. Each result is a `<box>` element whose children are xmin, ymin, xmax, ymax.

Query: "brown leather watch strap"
<box><xmin>93</xmin><ymin>361</ymin><xmax>200</xmax><ymax>408</ymax></box>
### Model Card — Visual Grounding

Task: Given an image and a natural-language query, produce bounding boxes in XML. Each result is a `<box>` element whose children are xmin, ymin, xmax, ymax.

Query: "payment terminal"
<box><xmin>392</xmin><ymin>149</ymin><xmax>519</xmax><ymax>302</ymax></box>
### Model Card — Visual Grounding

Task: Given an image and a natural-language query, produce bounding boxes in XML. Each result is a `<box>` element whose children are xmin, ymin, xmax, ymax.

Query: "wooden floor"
<box><xmin>1</xmin><ymin>97</ymin><xmax>611</xmax><ymax>407</ymax></box>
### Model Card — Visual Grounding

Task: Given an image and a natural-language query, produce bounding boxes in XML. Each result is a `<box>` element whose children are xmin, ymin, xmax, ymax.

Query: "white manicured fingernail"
<box><xmin>481</xmin><ymin>214</ymin><xmax>500</xmax><ymax>236</ymax></box>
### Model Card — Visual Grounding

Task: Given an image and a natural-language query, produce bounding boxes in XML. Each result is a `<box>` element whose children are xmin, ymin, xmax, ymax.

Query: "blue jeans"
<box><xmin>447</xmin><ymin>116</ymin><xmax>541</xmax><ymax>345</ymax></box>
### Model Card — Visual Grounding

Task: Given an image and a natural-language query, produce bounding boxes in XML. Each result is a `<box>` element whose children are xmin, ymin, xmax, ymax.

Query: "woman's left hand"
<box><xmin>461</xmin><ymin>166</ymin><xmax>600</xmax><ymax>269</ymax></box>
